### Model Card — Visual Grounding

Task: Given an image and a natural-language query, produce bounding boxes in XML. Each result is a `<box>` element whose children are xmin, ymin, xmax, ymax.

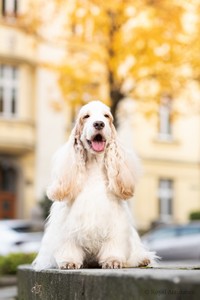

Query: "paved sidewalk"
<box><xmin>159</xmin><ymin>260</ymin><xmax>200</xmax><ymax>268</ymax></box>
<box><xmin>0</xmin><ymin>286</ymin><xmax>17</xmax><ymax>300</ymax></box>
<box><xmin>0</xmin><ymin>276</ymin><xmax>17</xmax><ymax>300</ymax></box>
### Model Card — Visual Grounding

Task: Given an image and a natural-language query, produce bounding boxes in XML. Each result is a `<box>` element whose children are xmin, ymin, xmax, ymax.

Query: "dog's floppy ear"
<box><xmin>105</xmin><ymin>125</ymin><xmax>140</xmax><ymax>200</ymax></box>
<box><xmin>46</xmin><ymin>114</ymin><xmax>87</xmax><ymax>202</ymax></box>
<box><xmin>73</xmin><ymin>116</ymin><xmax>83</xmax><ymax>146</ymax></box>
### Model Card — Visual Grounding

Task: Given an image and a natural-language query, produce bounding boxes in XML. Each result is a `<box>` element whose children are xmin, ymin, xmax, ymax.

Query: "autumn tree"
<box><xmin>23</xmin><ymin>0</ymin><xmax>200</xmax><ymax>122</ymax></box>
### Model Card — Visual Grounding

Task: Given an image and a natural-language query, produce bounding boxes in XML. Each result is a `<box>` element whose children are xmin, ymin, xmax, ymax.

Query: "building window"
<box><xmin>158</xmin><ymin>179</ymin><xmax>173</xmax><ymax>222</ymax></box>
<box><xmin>0</xmin><ymin>65</ymin><xmax>18</xmax><ymax>118</ymax></box>
<box><xmin>1</xmin><ymin>0</ymin><xmax>18</xmax><ymax>17</ymax></box>
<box><xmin>158</xmin><ymin>95</ymin><xmax>172</xmax><ymax>141</ymax></box>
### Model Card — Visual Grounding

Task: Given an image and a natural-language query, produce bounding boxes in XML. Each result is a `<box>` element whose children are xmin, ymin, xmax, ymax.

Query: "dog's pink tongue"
<box><xmin>91</xmin><ymin>141</ymin><xmax>105</xmax><ymax>152</ymax></box>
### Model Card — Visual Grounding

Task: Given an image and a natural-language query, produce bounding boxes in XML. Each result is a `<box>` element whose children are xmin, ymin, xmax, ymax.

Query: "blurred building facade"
<box><xmin>0</xmin><ymin>0</ymin><xmax>67</xmax><ymax>220</ymax></box>
<box><xmin>0</xmin><ymin>0</ymin><xmax>199</xmax><ymax>230</ymax></box>
<box><xmin>134</xmin><ymin>105</ymin><xmax>200</xmax><ymax>229</ymax></box>
<box><xmin>118</xmin><ymin>99</ymin><xmax>200</xmax><ymax>230</ymax></box>
<box><xmin>0</xmin><ymin>0</ymin><xmax>36</xmax><ymax>219</ymax></box>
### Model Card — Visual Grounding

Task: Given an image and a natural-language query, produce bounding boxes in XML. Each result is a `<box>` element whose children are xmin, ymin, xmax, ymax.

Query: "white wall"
<box><xmin>35</xmin><ymin>67</ymin><xmax>67</xmax><ymax>200</ymax></box>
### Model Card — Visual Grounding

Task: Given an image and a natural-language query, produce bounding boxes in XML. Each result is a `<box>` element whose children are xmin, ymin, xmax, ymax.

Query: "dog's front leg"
<box><xmin>54</xmin><ymin>239</ymin><xmax>84</xmax><ymax>269</ymax></box>
<box><xmin>98</xmin><ymin>238</ymin><xmax>127</xmax><ymax>269</ymax></box>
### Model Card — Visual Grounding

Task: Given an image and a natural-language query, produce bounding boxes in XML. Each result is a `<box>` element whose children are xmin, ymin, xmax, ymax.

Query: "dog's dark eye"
<box><xmin>83</xmin><ymin>114</ymin><xmax>90</xmax><ymax>119</ymax></box>
<box><xmin>104</xmin><ymin>114</ymin><xmax>110</xmax><ymax>118</ymax></box>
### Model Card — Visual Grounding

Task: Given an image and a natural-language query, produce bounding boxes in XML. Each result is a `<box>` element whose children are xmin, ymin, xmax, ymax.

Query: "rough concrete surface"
<box><xmin>18</xmin><ymin>265</ymin><xmax>200</xmax><ymax>300</ymax></box>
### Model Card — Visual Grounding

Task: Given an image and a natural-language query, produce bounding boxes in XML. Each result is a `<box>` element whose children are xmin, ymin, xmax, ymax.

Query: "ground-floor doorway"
<box><xmin>0</xmin><ymin>159</ymin><xmax>17</xmax><ymax>219</ymax></box>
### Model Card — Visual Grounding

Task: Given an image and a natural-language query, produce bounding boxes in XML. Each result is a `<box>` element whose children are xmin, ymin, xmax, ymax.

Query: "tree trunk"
<box><xmin>108</xmin><ymin>69</ymin><xmax>124</xmax><ymax>127</ymax></box>
<box><xmin>110</xmin><ymin>88</ymin><xmax>124</xmax><ymax>127</ymax></box>
<box><xmin>106</xmin><ymin>10</ymin><xmax>125</xmax><ymax>127</ymax></box>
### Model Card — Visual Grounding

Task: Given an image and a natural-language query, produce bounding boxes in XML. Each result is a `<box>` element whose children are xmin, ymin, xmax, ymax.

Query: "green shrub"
<box><xmin>189</xmin><ymin>211</ymin><xmax>200</xmax><ymax>221</ymax></box>
<box><xmin>0</xmin><ymin>253</ymin><xmax>36</xmax><ymax>275</ymax></box>
<box><xmin>39</xmin><ymin>194</ymin><xmax>52</xmax><ymax>219</ymax></box>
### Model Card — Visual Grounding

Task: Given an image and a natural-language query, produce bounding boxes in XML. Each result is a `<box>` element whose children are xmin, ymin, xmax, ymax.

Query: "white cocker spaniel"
<box><xmin>33</xmin><ymin>100</ymin><xmax>156</xmax><ymax>270</ymax></box>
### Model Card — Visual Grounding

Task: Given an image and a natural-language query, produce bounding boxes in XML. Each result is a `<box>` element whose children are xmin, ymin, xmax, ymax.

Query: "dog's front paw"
<box><xmin>59</xmin><ymin>262</ymin><xmax>82</xmax><ymax>270</ymax></box>
<box><xmin>102</xmin><ymin>260</ymin><xmax>123</xmax><ymax>269</ymax></box>
<box><xmin>138</xmin><ymin>258</ymin><xmax>151</xmax><ymax>267</ymax></box>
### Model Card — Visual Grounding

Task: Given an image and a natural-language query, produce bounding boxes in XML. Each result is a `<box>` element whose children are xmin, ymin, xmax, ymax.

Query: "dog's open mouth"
<box><xmin>87</xmin><ymin>134</ymin><xmax>106</xmax><ymax>152</ymax></box>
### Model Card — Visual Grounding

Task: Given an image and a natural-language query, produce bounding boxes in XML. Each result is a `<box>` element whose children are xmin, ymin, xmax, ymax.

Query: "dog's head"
<box><xmin>47</xmin><ymin>100</ymin><xmax>138</xmax><ymax>202</ymax></box>
<box><xmin>74</xmin><ymin>101</ymin><xmax>115</xmax><ymax>154</ymax></box>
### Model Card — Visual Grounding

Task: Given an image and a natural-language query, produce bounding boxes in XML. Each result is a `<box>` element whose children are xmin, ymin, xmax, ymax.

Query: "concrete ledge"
<box><xmin>18</xmin><ymin>265</ymin><xmax>200</xmax><ymax>300</ymax></box>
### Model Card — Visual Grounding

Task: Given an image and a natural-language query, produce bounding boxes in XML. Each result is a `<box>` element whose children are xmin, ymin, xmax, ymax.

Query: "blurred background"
<box><xmin>0</xmin><ymin>0</ymin><xmax>200</xmax><ymax>264</ymax></box>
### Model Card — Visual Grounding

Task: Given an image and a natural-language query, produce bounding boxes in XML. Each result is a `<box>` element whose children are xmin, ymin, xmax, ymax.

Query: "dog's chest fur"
<box><xmin>65</xmin><ymin>156</ymin><xmax>124</xmax><ymax>252</ymax></box>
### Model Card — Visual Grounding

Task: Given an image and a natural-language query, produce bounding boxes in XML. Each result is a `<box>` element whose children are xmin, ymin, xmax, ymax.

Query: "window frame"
<box><xmin>158</xmin><ymin>95</ymin><xmax>173</xmax><ymax>141</ymax></box>
<box><xmin>158</xmin><ymin>178</ymin><xmax>174</xmax><ymax>222</ymax></box>
<box><xmin>0</xmin><ymin>64</ymin><xmax>19</xmax><ymax>119</ymax></box>
<box><xmin>1</xmin><ymin>0</ymin><xmax>18</xmax><ymax>17</ymax></box>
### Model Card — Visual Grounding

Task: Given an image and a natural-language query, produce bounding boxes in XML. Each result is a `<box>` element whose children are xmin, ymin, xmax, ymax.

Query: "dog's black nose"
<box><xmin>93</xmin><ymin>121</ymin><xmax>105</xmax><ymax>130</ymax></box>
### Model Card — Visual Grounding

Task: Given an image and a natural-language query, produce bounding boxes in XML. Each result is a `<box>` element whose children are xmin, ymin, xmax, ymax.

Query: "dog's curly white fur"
<box><xmin>33</xmin><ymin>100</ymin><xmax>156</xmax><ymax>270</ymax></box>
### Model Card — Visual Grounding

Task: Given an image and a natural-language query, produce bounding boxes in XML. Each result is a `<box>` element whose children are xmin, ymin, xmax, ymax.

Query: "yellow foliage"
<box><xmin>24</xmin><ymin>0</ymin><xmax>200</xmax><ymax>116</ymax></box>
